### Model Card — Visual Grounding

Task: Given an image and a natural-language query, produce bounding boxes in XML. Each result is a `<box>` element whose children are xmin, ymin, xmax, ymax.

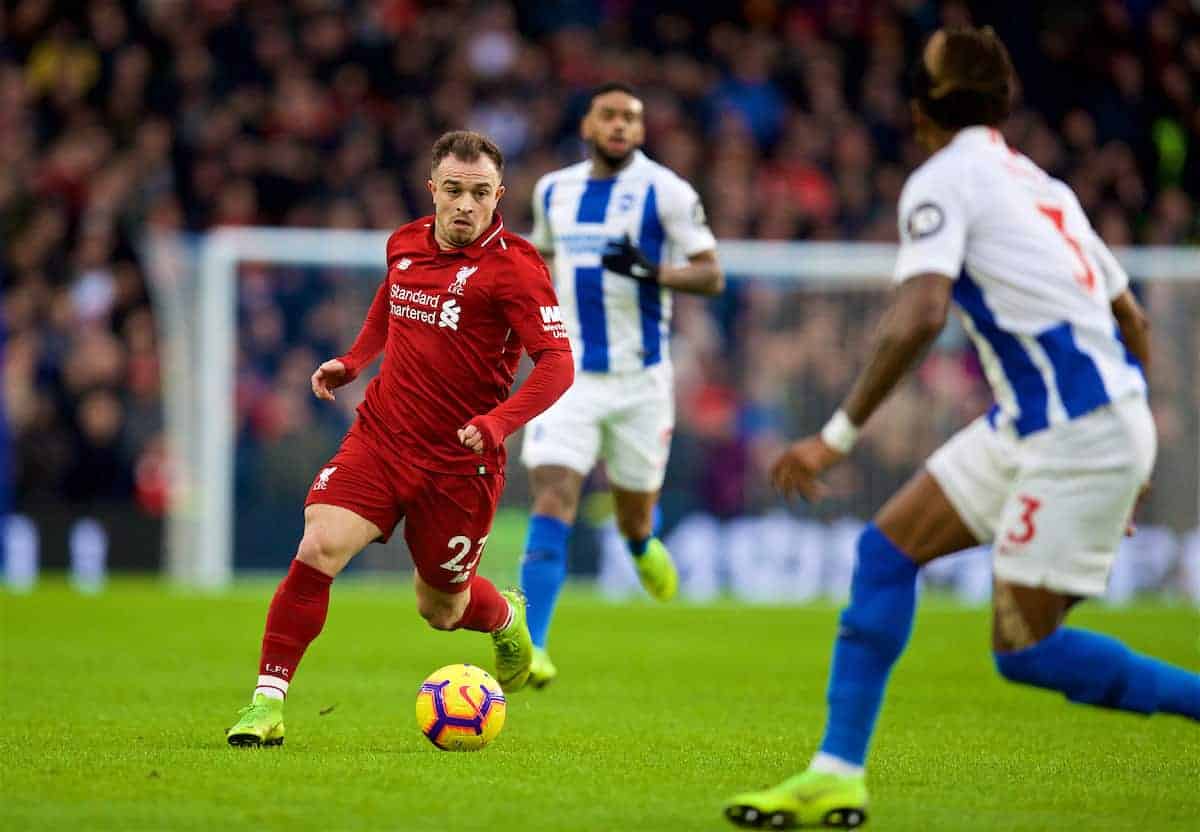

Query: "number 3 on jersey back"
<box><xmin>1036</xmin><ymin>203</ymin><xmax>1096</xmax><ymax>293</ymax></box>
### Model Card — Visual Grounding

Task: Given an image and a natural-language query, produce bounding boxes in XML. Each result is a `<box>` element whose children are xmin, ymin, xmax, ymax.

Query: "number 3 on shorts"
<box><xmin>440</xmin><ymin>535</ymin><xmax>489</xmax><ymax>584</ymax></box>
<box><xmin>1005</xmin><ymin>495</ymin><xmax>1042</xmax><ymax>545</ymax></box>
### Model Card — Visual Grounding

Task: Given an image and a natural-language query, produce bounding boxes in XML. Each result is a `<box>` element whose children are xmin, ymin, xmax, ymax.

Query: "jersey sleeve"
<box><xmin>470</xmin><ymin>251</ymin><xmax>574</xmax><ymax>448</ymax></box>
<box><xmin>660</xmin><ymin>177</ymin><xmax>716</xmax><ymax>258</ymax></box>
<box><xmin>893</xmin><ymin>163</ymin><xmax>969</xmax><ymax>284</ymax></box>
<box><xmin>529</xmin><ymin>175</ymin><xmax>555</xmax><ymax>255</ymax></box>
<box><xmin>337</xmin><ymin>279</ymin><xmax>388</xmax><ymax>381</ymax></box>
<box><xmin>1087</xmin><ymin>233</ymin><xmax>1130</xmax><ymax>300</ymax></box>
<box><xmin>493</xmin><ymin>250</ymin><xmax>572</xmax><ymax>357</ymax></box>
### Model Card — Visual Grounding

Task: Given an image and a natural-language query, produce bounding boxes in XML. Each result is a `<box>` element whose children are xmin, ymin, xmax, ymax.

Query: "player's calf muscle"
<box><xmin>991</xmin><ymin>581</ymin><xmax>1077</xmax><ymax>652</ymax></box>
<box><xmin>612</xmin><ymin>490</ymin><xmax>656</xmax><ymax>540</ymax></box>
<box><xmin>414</xmin><ymin>574</ymin><xmax>469</xmax><ymax>630</ymax></box>
<box><xmin>417</xmin><ymin>598</ymin><xmax>466</xmax><ymax>630</ymax></box>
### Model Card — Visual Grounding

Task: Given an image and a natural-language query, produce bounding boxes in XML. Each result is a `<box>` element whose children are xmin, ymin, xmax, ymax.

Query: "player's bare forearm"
<box><xmin>658</xmin><ymin>251</ymin><xmax>724</xmax><ymax>296</ymax></box>
<box><xmin>841</xmin><ymin>273</ymin><xmax>953</xmax><ymax>427</ymax></box>
<box><xmin>1111</xmin><ymin>289</ymin><xmax>1150</xmax><ymax>372</ymax></box>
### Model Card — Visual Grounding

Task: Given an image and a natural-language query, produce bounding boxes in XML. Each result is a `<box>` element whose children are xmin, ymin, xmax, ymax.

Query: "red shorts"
<box><xmin>304</xmin><ymin>427</ymin><xmax>505</xmax><ymax>593</ymax></box>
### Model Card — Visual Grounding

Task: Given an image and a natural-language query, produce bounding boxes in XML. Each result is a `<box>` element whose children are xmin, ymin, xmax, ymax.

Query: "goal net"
<box><xmin>144</xmin><ymin>232</ymin><xmax>1200</xmax><ymax>602</ymax></box>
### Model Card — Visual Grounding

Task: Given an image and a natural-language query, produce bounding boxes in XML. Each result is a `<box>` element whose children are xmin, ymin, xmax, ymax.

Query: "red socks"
<box><xmin>455</xmin><ymin>575</ymin><xmax>511</xmax><ymax>633</ymax></box>
<box><xmin>255</xmin><ymin>559</ymin><xmax>333</xmax><ymax>699</ymax></box>
<box><xmin>251</xmin><ymin>565</ymin><xmax>507</xmax><ymax>700</ymax></box>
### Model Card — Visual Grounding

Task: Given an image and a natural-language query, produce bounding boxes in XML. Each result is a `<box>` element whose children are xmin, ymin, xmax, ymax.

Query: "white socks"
<box><xmin>496</xmin><ymin>599</ymin><xmax>514</xmax><ymax>633</ymax></box>
<box><xmin>254</xmin><ymin>674</ymin><xmax>288</xmax><ymax>701</ymax></box>
<box><xmin>810</xmin><ymin>751</ymin><xmax>865</xmax><ymax>777</ymax></box>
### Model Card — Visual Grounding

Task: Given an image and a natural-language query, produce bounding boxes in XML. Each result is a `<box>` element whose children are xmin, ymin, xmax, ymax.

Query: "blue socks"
<box><xmin>995</xmin><ymin>627</ymin><xmax>1200</xmax><ymax>719</ymax></box>
<box><xmin>816</xmin><ymin>523</ymin><xmax>1200</xmax><ymax>772</ymax></box>
<box><xmin>819</xmin><ymin>524</ymin><xmax>919</xmax><ymax>767</ymax></box>
<box><xmin>519</xmin><ymin>515</ymin><xmax>571</xmax><ymax>649</ymax></box>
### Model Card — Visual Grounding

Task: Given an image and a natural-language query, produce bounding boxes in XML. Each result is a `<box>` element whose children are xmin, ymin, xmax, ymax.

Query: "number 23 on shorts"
<box><xmin>441</xmin><ymin>535</ymin><xmax>489</xmax><ymax>584</ymax></box>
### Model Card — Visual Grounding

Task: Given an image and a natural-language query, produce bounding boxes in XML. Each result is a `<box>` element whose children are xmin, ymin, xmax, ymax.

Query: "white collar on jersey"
<box><xmin>951</xmin><ymin>125</ymin><xmax>1006</xmax><ymax>150</ymax></box>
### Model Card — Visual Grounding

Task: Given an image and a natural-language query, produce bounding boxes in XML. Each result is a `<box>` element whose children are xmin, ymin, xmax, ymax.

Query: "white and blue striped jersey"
<box><xmin>531</xmin><ymin>150</ymin><xmax>716</xmax><ymax>373</ymax></box>
<box><xmin>894</xmin><ymin>126</ymin><xmax>1146</xmax><ymax>438</ymax></box>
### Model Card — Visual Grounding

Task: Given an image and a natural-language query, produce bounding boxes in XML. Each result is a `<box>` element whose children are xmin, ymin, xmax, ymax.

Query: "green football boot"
<box><xmin>491</xmin><ymin>589</ymin><xmax>533</xmax><ymax>692</ymax></box>
<box><xmin>724</xmin><ymin>770</ymin><xmax>868</xmax><ymax>829</ymax></box>
<box><xmin>528</xmin><ymin>646</ymin><xmax>559</xmax><ymax>689</ymax></box>
<box><xmin>634</xmin><ymin>538</ymin><xmax>678</xmax><ymax>601</ymax></box>
<box><xmin>226</xmin><ymin>693</ymin><xmax>285</xmax><ymax>748</ymax></box>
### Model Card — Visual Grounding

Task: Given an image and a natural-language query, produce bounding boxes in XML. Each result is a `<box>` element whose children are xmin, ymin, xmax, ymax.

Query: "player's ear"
<box><xmin>427</xmin><ymin>179</ymin><xmax>435</xmax><ymax>198</ymax></box>
<box><xmin>495</xmin><ymin>184</ymin><xmax>506</xmax><ymax>203</ymax></box>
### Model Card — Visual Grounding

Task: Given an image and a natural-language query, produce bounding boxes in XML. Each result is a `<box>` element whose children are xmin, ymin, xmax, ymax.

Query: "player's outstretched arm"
<box><xmin>658</xmin><ymin>249</ymin><xmax>724</xmax><ymax>295</ymax></box>
<box><xmin>771</xmin><ymin>273</ymin><xmax>953</xmax><ymax>500</ymax></box>
<box><xmin>312</xmin><ymin>280</ymin><xmax>389</xmax><ymax>401</ymax></box>
<box><xmin>1111</xmin><ymin>288</ymin><xmax>1152</xmax><ymax>536</ymax></box>
<box><xmin>839</xmin><ymin>273</ymin><xmax>953</xmax><ymax>426</ymax></box>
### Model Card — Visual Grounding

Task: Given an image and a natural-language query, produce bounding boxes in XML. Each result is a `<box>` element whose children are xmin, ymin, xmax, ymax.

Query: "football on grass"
<box><xmin>415</xmin><ymin>663</ymin><xmax>507</xmax><ymax>751</ymax></box>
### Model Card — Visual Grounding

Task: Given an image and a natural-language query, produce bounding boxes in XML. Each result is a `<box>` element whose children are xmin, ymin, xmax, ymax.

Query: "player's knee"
<box><xmin>296</xmin><ymin>526</ymin><xmax>347</xmax><ymax>575</ymax></box>
<box><xmin>417</xmin><ymin>595</ymin><xmax>465</xmax><ymax>631</ymax></box>
<box><xmin>531</xmin><ymin>480</ymin><xmax>579</xmax><ymax>522</ymax></box>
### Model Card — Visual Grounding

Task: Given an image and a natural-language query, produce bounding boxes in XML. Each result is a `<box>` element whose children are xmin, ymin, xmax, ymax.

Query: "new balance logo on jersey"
<box><xmin>439</xmin><ymin>299</ymin><xmax>461</xmax><ymax>330</ymax></box>
<box><xmin>396</xmin><ymin>258</ymin><xmax>412</xmax><ymax>271</ymax></box>
<box><xmin>448</xmin><ymin>265</ymin><xmax>478</xmax><ymax>295</ymax></box>
<box><xmin>313</xmin><ymin>466</ymin><xmax>337</xmax><ymax>491</ymax></box>
<box><xmin>539</xmin><ymin>305</ymin><xmax>568</xmax><ymax>339</ymax></box>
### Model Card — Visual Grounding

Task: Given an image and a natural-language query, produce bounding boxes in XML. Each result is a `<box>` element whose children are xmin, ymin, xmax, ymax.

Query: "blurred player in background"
<box><xmin>518</xmin><ymin>83</ymin><xmax>724</xmax><ymax>686</ymax></box>
<box><xmin>725</xmin><ymin>27</ymin><xmax>1200</xmax><ymax>829</ymax></box>
<box><xmin>226</xmin><ymin>131</ymin><xmax>573</xmax><ymax>747</ymax></box>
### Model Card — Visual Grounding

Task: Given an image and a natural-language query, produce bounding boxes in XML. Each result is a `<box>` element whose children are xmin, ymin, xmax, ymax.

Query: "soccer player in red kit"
<box><xmin>227</xmin><ymin>131</ymin><xmax>574</xmax><ymax>747</ymax></box>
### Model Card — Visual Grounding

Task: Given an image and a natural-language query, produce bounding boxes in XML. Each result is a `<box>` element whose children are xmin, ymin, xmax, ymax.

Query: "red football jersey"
<box><xmin>339</xmin><ymin>213</ymin><xmax>571</xmax><ymax>475</ymax></box>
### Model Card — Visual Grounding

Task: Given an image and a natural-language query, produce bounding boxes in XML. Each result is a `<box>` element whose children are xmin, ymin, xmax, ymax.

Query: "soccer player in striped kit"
<box><xmin>518</xmin><ymin>83</ymin><xmax>724</xmax><ymax>687</ymax></box>
<box><xmin>725</xmin><ymin>26</ymin><xmax>1199</xmax><ymax>829</ymax></box>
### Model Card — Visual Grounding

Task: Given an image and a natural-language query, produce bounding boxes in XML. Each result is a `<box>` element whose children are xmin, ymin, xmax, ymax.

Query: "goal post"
<box><xmin>145</xmin><ymin>229</ymin><xmax>1200</xmax><ymax>589</ymax></box>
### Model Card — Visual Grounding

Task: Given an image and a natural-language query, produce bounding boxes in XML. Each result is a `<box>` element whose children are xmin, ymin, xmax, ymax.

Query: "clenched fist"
<box><xmin>457</xmin><ymin>416</ymin><xmax>501</xmax><ymax>455</ymax></box>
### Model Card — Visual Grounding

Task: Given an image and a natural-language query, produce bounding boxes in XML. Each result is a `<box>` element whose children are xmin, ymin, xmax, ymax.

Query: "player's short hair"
<box><xmin>911</xmin><ymin>26</ymin><xmax>1014</xmax><ymax>129</ymax></box>
<box><xmin>587</xmin><ymin>82</ymin><xmax>639</xmax><ymax>110</ymax></box>
<box><xmin>430</xmin><ymin>130</ymin><xmax>504</xmax><ymax>178</ymax></box>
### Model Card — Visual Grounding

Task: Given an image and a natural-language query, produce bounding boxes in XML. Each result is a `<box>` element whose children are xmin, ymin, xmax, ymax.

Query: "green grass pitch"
<box><xmin>3</xmin><ymin>579</ymin><xmax>1197</xmax><ymax>831</ymax></box>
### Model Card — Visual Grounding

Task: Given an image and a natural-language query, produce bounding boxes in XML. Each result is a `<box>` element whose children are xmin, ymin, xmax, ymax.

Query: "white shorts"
<box><xmin>520</xmin><ymin>362</ymin><xmax>674</xmax><ymax>492</ymax></box>
<box><xmin>927</xmin><ymin>395</ymin><xmax>1156</xmax><ymax>597</ymax></box>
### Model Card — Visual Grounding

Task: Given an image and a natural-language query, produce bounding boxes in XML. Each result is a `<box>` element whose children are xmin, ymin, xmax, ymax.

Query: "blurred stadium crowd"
<box><xmin>4</xmin><ymin>2</ymin><xmax>1200</xmax><ymax>560</ymax></box>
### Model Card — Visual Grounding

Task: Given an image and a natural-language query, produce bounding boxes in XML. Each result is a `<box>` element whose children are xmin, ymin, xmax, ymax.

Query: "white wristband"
<box><xmin>820</xmin><ymin>410</ymin><xmax>859</xmax><ymax>454</ymax></box>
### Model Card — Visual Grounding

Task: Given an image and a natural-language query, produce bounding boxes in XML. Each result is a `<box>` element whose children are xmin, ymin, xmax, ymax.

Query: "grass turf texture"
<box><xmin>3</xmin><ymin>579</ymin><xmax>1197</xmax><ymax>831</ymax></box>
